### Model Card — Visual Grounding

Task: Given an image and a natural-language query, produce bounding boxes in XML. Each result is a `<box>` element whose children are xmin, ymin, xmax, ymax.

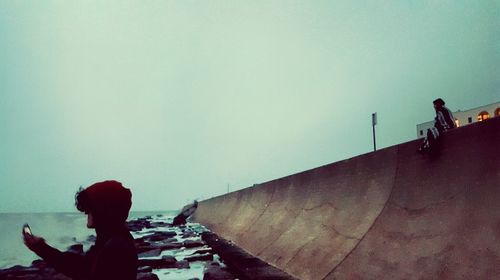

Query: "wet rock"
<box><xmin>138</xmin><ymin>248</ymin><xmax>163</xmax><ymax>258</ymax></box>
<box><xmin>144</xmin><ymin>231</ymin><xmax>177</xmax><ymax>241</ymax></box>
<box><xmin>137</xmin><ymin>240</ymin><xmax>184</xmax><ymax>254</ymax></box>
<box><xmin>185</xmin><ymin>253</ymin><xmax>213</xmax><ymax>262</ymax></box>
<box><xmin>162</xmin><ymin>255</ymin><xmax>177</xmax><ymax>261</ymax></box>
<box><xmin>184</xmin><ymin>240</ymin><xmax>205</xmax><ymax>248</ymax></box>
<box><xmin>138</xmin><ymin>236</ymin><xmax>176</xmax><ymax>245</ymax></box>
<box><xmin>127</xmin><ymin>224</ymin><xmax>144</xmax><ymax>232</ymax></box>
<box><xmin>175</xmin><ymin>260</ymin><xmax>190</xmax><ymax>269</ymax></box>
<box><xmin>137</xmin><ymin>255</ymin><xmax>191</xmax><ymax>270</ymax></box>
<box><xmin>203</xmin><ymin>263</ymin><xmax>235</xmax><ymax>280</ymax></box>
<box><xmin>181</xmin><ymin>230</ymin><xmax>198</xmax><ymax>238</ymax></box>
<box><xmin>137</xmin><ymin>272</ymin><xmax>159</xmax><ymax>280</ymax></box>
<box><xmin>193</xmin><ymin>248</ymin><xmax>213</xmax><ymax>255</ymax></box>
<box><xmin>172</xmin><ymin>215</ymin><xmax>187</xmax><ymax>226</ymax></box>
<box><xmin>8</xmin><ymin>275</ymin><xmax>43</xmax><ymax>280</ymax></box>
<box><xmin>149</xmin><ymin>221</ymin><xmax>168</xmax><ymax>227</ymax></box>
<box><xmin>135</xmin><ymin>238</ymin><xmax>150</xmax><ymax>248</ymax></box>
<box><xmin>138</xmin><ymin>256</ymin><xmax>177</xmax><ymax>269</ymax></box>
<box><xmin>47</xmin><ymin>273</ymin><xmax>72</xmax><ymax>280</ymax></box>
<box><xmin>67</xmin><ymin>244</ymin><xmax>84</xmax><ymax>254</ymax></box>
<box><xmin>162</xmin><ymin>237</ymin><xmax>178</xmax><ymax>244</ymax></box>
<box><xmin>0</xmin><ymin>265</ymin><xmax>38</xmax><ymax>276</ymax></box>
<box><xmin>136</xmin><ymin>245</ymin><xmax>157</xmax><ymax>253</ymax></box>
<box><xmin>173</xmin><ymin>201</ymin><xmax>198</xmax><ymax>226</ymax></box>
<box><xmin>127</xmin><ymin>218</ymin><xmax>152</xmax><ymax>232</ymax></box>
<box><xmin>0</xmin><ymin>264</ymin><xmax>72</xmax><ymax>280</ymax></box>
<box><xmin>161</xmin><ymin>242</ymin><xmax>184</xmax><ymax>250</ymax></box>
<box><xmin>137</xmin><ymin>266</ymin><xmax>153</xmax><ymax>273</ymax></box>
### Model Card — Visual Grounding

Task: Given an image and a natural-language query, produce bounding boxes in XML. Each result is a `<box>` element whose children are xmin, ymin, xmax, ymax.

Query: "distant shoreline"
<box><xmin>0</xmin><ymin>210</ymin><xmax>176</xmax><ymax>214</ymax></box>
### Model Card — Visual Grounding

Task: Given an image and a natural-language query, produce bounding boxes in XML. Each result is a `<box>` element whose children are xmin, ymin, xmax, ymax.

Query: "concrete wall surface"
<box><xmin>193</xmin><ymin>117</ymin><xmax>500</xmax><ymax>280</ymax></box>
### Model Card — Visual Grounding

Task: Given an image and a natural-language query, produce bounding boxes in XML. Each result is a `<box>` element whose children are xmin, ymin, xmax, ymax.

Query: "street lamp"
<box><xmin>372</xmin><ymin>112</ymin><xmax>377</xmax><ymax>151</ymax></box>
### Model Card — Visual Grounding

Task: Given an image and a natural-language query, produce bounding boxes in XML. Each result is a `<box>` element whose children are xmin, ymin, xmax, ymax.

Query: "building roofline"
<box><xmin>454</xmin><ymin>100</ymin><xmax>500</xmax><ymax>113</ymax></box>
<box><xmin>417</xmin><ymin>100</ymin><xmax>500</xmax><ymax>127</ymax></box>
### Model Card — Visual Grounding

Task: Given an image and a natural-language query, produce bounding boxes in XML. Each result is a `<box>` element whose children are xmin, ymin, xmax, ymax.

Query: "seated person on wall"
<box><xmin>23</xmin><ymin>180</ymin><xmax>138</xmax><ymax>280</ymax></box>
<box><xmin>418</xmin><ymin>98</ymin><xmax>456</xmax><ymax>154</ymax></box>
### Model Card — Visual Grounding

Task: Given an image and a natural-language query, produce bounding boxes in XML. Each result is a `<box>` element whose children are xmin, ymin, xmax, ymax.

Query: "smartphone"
<box><xmin>23</xmin><ymin>223</ymin><xmax>32</xmax><ymax>236</ymax></box>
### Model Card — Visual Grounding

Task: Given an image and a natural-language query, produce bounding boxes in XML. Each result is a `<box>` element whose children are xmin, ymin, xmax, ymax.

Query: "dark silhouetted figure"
<box><xmin>418</xmin><ymin>98</ymin><xmax>456</xmax><ymax>154</ymax></box>
<box><xmin>23</xmin><ymin>180</ymin><xmax>137</xmax><ymax>280</ymax></box>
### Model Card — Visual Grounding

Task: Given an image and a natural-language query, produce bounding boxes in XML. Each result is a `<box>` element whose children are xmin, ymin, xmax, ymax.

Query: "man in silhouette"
<box><xmin>418</xmin><ymin>98</ymin><xmax>456</xmax><ymax>153</ymax></box>
<box><xmin>23</xmin><ymin>180</ymin><xmax>137</xmax><ymax>280</ymax></box>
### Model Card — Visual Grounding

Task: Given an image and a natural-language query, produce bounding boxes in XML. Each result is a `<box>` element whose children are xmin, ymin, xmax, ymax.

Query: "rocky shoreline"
<box><xmin>0</xmin><ymin>214</ymin><xmax>236</xmax><ymax>280</ymax></box>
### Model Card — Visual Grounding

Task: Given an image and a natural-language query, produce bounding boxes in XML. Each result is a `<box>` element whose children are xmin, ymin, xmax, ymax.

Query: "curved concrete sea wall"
<box><xmin>193</xmin><ymin>117</ymin><xmax>500</xmax><ymax>280</ymax></box>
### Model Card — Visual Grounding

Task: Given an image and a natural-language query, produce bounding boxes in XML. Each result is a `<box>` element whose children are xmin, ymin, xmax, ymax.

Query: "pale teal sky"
<box><xmin>0</xmin><ymin>1</ymin><xmax>498</xmax><ymax>212</ymax></box>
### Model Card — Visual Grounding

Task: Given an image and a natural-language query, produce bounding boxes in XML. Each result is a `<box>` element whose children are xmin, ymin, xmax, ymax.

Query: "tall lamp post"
<box><xmin>372</xmin><ymin>112</ymin><xmax>377</xmax><ymax>151</ymax></box>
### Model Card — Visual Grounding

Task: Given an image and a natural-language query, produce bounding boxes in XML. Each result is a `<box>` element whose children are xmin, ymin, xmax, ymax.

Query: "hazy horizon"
<box><xmin>1</xmin><ymin>1</ymin><xmax>498</xmax><ymax>212</ymax></box>
<box><xmin>0</xmin><ymin>209</ymin><xmax>177</xmax><ymax>214</ymax></box>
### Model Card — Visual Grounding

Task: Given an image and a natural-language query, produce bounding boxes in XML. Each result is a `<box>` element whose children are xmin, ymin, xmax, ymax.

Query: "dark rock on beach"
<box><xmin>136</xmin><ymin>242</ymin><xmax>183</xmax><ymax>254</ymax></box>
<box><xmin>136</xmin><ymin>272</ymin><xmax>159</xmax><ymax>280</ymax></box>
<box><xmin>149</xmin><ymin>221</ymin><xmax>168</xmax><ymax>227</ymax></box>
<box><xmin>0</xmin><ymin>262</ymin><xmax>71</xmax><ymax>280</ymax></box>
<box><xmin>127</xmin><ymin>221</ymin><xmax>149</xmax><ymax>232</ymax></box>
<box><xmin>184</xmin><ymin>239</ymin><xmax>206</xmax><ymax>248</ymax></box>
<box><xmin>137</xmin><ymin>266</ymin><xmax>152</xmax><ymax>273</ymax></box>
<box><xmin>138</xmin><ymin>248</ymin><xmax>163</xmax><ymax>258</ymax></box>
<box><xmin>137</xmin><ymin>256</ymin><xmax>190</xmax><ymax>270</ymax></box>
<box><xmin>86</xmin><ymin>235</ymin><xmax>96</xmax><ymax>242</ymax></box>
<box><xmin>172</xmin><ymin>201</ymin><xmax>198</xmax><ymax>226</ymax></box>
<box><xmin>142</xmin><ymin>231</ymin><xmax>177</xmax><ymax>242</ymax></box>
<box><xmin>185</xmin><ymin>253</ymin><xmax>213</xmax><ymax>262</ymax></box>
<box><xmin>67</xmin><ymin>244</ymin><xmax>84</xmax><ymax>254</ymax></box>
<box><xmin>175</xmin><ymin>260</ymin><xmax>190</xmax><ymax>269</ymax></box>
<box><xmin>203</xmin><ymin>262</ymin><xmax>235</xmax><ymax>280</ymax></box>
<box><xmin>193</xmin><ymin>248</ymin><xmax>213</xmax><ymax>255</ymax></box>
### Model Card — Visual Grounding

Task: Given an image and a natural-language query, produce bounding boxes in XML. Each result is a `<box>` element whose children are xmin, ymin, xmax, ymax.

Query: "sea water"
<box><xmin>0</xmin><ymin>211</ymin><xmax>175</xmax><ymax>269</ymax></box>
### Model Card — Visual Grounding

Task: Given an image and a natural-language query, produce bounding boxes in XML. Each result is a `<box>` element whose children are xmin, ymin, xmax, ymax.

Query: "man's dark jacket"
<box><xmin>33</xmin><ymin>226</ymin><xmax>137</xmax><ymax>280</ymax></box>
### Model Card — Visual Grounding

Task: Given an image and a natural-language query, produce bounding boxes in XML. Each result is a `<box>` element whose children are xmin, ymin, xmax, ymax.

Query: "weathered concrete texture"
<box><xmin>193</xmin><ymin>117</ymin><xmax>500</xmax><ymax>280</ymax></box>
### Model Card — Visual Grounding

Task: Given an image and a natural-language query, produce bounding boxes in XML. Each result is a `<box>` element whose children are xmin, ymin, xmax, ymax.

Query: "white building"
<box><xmin>416</xmin><ymin>101</ymin><xmax>500</xmax><ymax>138</ymax></box>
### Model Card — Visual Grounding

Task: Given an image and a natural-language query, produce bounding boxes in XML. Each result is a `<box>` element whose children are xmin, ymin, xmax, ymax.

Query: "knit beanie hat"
<box><xmin>75</xmin><ymin>180</ymin><xmax>132</xmax><ymax>226</ymax></box>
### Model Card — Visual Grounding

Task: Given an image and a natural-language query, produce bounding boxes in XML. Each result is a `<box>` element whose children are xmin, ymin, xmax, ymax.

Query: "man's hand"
<box><xmin>23</xmin><ymin>231</ymin><xmax>45</xmax><ymax>252</ymax></box>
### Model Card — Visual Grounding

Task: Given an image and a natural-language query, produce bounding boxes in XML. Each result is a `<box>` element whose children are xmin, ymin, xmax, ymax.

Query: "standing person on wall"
<box><xmin>23</xmin><ymin>180</ymin><xmax>138</xmax><ymax>280</ymax></box>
